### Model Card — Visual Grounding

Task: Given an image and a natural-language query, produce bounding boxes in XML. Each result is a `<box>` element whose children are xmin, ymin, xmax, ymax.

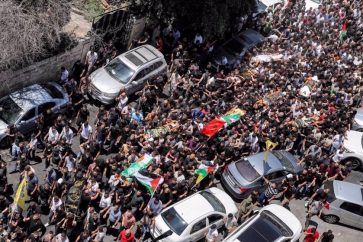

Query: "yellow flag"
<box><xmin>264</xmin><ymin>139</ymin><xmax>278</xmax><ymax>161</ymax></box>
<box><xmin>14</xmin><ymin>178</ymin><xmax>29</xmax><ymax>210</ymax></box>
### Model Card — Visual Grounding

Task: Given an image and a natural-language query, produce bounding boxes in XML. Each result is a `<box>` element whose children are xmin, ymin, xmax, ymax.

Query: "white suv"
<box><xmin>89</xmin><ymin>44</ymin><xmax>167</xmax><ymax>104</ymax></box>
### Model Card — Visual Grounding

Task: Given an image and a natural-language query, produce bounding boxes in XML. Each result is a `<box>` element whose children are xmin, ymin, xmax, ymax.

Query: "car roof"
<box><xmin>333</xmin><ymin>180</ymin><xmax>363</xmax><ymax>206</ymax></box>
<box><xmin>9</xmin><ymin>84</ymin><xmax>52</xmax><ymax>111</ymax></box>
<box><xmin>173</xmin><ymin>193</ymin><xmax>214</xmax><ymax>223</ymax></box>
<box><xmin>119</xmin><ymin>45</ymin><xmax>162</xmax><ymax>69</ymax></box>
<box><xmin>246</xmin><ymin>152</ymin><xmax>283</xmax><ymax>175</ymax></box>
<box><xmin>238</xmin><ymin>29</ymin><xmax>265</xmax><ymax>44</ymax></box>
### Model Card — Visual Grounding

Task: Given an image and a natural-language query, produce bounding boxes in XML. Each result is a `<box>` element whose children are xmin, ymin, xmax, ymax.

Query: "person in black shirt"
<box><xmin>71</xmin><ymin>60</ymin><xmax>85</xmax><ymax>83</ymax></box>
<box><xmin>76</xmin><ymin>105</ymin><xmax>90</xmax><ymax>127</ymax></box>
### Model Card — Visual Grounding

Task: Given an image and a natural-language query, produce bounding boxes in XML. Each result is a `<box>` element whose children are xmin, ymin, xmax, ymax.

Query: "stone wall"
<box><xmin>0</xmin><ymin>38</ymin><xmax>91</xmax><ymax>97</ymax></box>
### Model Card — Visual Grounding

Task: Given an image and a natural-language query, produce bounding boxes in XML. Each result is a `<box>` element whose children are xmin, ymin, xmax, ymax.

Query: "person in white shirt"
<box><xmin>99</xmin><ymin>191</ymin><xmax>112</xmax><ymax>209</ymax></box>
<box><xmin>64</xmin><ymin>154</ymin><xmax>76</xmax><ymax>172</ymax></box>
<box><xmin>205</xmin><ymin>224</ymin><xmax>219</xmax><ymax>242</ymax></box>
<box><xmin>85</xmin><ymin>48</ymin><xmax>98</xmax><ymax>73</ymax></box>
<box><xmin>54</xmin><ymin>232</ymin><xmax>69</xmax><ymax>242</ymax></box>
<box><xmin>59</xmin><ymin>125</ymin><xmax>74</xmax><ymax>145</ymax></box>
<box><xmin>116</xmin><ymin>92</ymin><xmax>129</xmax><ymax>111</ymax></box>
<box><xmin>60</xmin><ymin>67</ymin><xmax>69</xmax><ymax>84</ymax></box>
<box><xmin>49</xmin><ymin>195</ymin><xmax>63</xmax><ymax>221</ymax></box>
<box><xmin>46</xmin><ymin>126</ymin><xmax>59</xmax><ymax>145</ymax></box>
<box><xmin>79</xmin><ymin>121</ymin><xmax>93</xmax><ymax>144</ymax></box>
<box><xmin>194</xmin><ymin>33</ymin><xmax>203</xmax><ymax>45</ymax></box>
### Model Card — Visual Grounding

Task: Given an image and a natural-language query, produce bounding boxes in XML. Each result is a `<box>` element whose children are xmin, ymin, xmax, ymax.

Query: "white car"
<box><xmin>342</xmin><ymin>130</ymin><xmax>363</xmax><ymax>170</ymax></box>
<box><xmin>223</xmin><ymin>204</ymin><xmax>302</xmax><ymax>242</ymax></box>
<box><xmin>151</xmin><ymin>187</ymin><xmax>238</xmax><ymax>242</ymax></box>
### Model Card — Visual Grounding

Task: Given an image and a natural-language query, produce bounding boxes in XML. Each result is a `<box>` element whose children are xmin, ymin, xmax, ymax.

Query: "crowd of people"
<box><xmin>0</xmin><ymin>0</ymin><xmax>362</xmax><ymax>241</ymax></box>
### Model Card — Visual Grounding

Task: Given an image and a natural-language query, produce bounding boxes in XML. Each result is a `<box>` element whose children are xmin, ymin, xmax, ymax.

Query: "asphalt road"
<box><xmin>2</xmin><ymin>100</ymin><xmax>363</xmax><ymax>242</ymax></box>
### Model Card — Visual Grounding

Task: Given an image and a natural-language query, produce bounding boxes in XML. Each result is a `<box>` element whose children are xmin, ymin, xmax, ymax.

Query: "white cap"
<box><xmin>57</xmin><ymin>178</ymin><xmax>64</xmax><ymax>184</ymax></box>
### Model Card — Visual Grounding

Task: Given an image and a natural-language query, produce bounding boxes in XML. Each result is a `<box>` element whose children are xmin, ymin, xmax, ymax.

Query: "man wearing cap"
<box><xmin>205</xmin><ymin>224</ymin><xmax>219</xmax><ymax>242</ymax></box>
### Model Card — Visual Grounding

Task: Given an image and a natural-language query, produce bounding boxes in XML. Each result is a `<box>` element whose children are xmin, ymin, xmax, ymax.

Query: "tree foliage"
<box><xmin>0</xmin><ymin>0</ymin><xmax>71</xmax><ymax>71</ymax></box>
<box><xmin>129</xmin><ymin>0</ymin><xmax>256</xmax><ymax>39</ymax></box>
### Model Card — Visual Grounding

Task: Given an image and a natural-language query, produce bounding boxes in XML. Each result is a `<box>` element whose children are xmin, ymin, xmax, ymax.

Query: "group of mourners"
<box><xmin>0</xmin><ymin>0</ymin><xmax>362</xmax><ymax>241</ymax></box>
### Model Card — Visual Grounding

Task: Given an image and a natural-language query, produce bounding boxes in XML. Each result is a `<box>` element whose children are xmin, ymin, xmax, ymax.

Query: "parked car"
<box><xmin>223</xmin><ymin>204</ymin><xmax>302</xmax><ymax>242</ymax></box>
<box><xmin>321</xmin><ymin>180</ymin><xmax>363</xmax><ymax>230</ymax></box>
<box><xmin>150</xmin><ymin>187</ymin><xmax>238</xmax><ymax>242</ymax></box>
<box><xmin>221</xmin><ymin>150</ymin><xmax>302</xmax><ymax>199</ymax></box>
<box><xmin>352</xmin><ymin>107</ymin><xmax>363</xmax><ymax>132</ymax></box>
<box><xmin>211</xmin><ymin>29</ymin><xmax>264</xmax><ymax>69</ymax></box>
<box><xmin>89</xmin><ymin>44</ymin><xmax>167</xmax><ymax>104</ymax></box>
<box><xmin>342</xmin><ymin>130</ymin><xmax>363</xmax><ymax>170</ymax></box>
<box><xmin>0</xmin><ymin>82</ymin><xmax>69</xmax><ymax>148</ymax></box>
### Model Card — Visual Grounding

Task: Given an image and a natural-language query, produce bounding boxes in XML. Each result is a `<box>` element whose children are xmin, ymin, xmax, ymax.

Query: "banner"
<box><xmin>145</xmin><ymin>120</ymin><xmax>179</xmax><ymax>138</ymax></box>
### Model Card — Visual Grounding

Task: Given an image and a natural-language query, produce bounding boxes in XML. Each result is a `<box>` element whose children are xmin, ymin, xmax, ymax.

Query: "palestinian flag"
<box><xmin>134</xmin><ymin>170</ymin><xmax>164</xmax><ymax>194</ymax></box>
<box><xmin>195</xmin><ymin>164</ymin><xmax>215</xmax><ymax>184</ymax></box>
<box><xmin>201</xmin><ymin>109</ymin><xmax>244</xmax><ymax>137</ymax></box>
<box><xmin>121</xmin><ymin>154</ymin><xmax>154</xmax><ymax>178</ymax></box>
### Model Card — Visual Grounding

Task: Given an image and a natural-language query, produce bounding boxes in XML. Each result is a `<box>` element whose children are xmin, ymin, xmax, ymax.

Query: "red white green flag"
<box><xmin>201</xmin><ymin>109</ymin><xmax>244</xmax><ymax>137</ymax></box>
<box><xmin>133</xmin><ymin>170</ymin><xmax>164</xmax><ymax>194</ymax></box>
<box><xmin>195</xmin><ymin>164</ymin><xmax>215</xmax><ymax>184</ymax></box>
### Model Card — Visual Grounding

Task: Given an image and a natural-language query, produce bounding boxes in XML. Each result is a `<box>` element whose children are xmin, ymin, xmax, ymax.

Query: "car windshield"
<box><xmin>224</xmin><ymin>39</ymin><xmax>246</xmax><ymax>55</ymax></box>
<box><xmin>199</xmin><ymin>191</ymin><xmax>226</xmax><ymax>213</ymax></box>
<box><xmin>161</xmin><ymin>207</ymin><xmax>188</xmax><ymax>235</ymax></box>
<box><xmin>310</xmin><ymin>0</ymin><xmax>321</xmax><ymax>3</ymax></box>
<box><xmin>271</xmin><ymin>151</ymin><xmax>296</xmax><ymax>172</ymax></box>
<box><xmin>236</xmin><ymin>159</ymin><xmax>260</xmax><ymax>182</ymax></box>
<box><xmin>237</xmin><ymin>211</ymin><xmax>292</xmax><ymax>242</ymax></box>
<box><xmin>40</xmin><ymin>84</ymin><xmax>64</xmax><ymax>99</ymax></box>
<box><xmin>105</xmin><ymin>58</ymin><xmax>135</xmax><ymax>84</ymax></box>
<box><xmin>0</xmin><ymin>97</ymin><xmax>23</xmax><ymax>124</ymax></box>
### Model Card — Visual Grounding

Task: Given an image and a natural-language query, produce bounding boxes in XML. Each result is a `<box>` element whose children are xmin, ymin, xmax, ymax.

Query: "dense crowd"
<box><xmin>0</xmin><ymin>0</ymin><xmax>362</xmax><ymax>241</ymax></box>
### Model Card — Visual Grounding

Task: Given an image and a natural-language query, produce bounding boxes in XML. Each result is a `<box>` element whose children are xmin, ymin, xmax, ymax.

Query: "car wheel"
<box><xmin>345</xmin><ymin>158</ymin><xmax>362</xmax><ymax>170</ymax></box>
<box><xmin>323</xmin><ymin>215</ymin><xmax>339</xmax><ymax>224</ymax></box>
<box><xmin>0</xmin><ymin>136</ymin><xmax>11</xmax><ymax>149</ymax></box>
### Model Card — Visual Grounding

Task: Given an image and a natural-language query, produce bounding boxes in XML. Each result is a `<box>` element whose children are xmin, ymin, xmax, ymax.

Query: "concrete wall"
<box><xmin>0</xmin><ymin>38</ymin><xmax>91</xmax><ymax>97</ymax></box>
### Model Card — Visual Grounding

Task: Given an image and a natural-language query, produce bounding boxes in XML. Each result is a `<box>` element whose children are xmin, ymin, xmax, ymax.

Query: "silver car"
<box><xmin>321</xmin><ymin>180</ymin><xmax>363</xmax><ymax>230</ymax></box>
<box><xmin>221</xmin><ymin>150</ymin><xmax>302</xmax><ymax>199</ymax></box>
<box><xmin>89</xmin><ymin>44</ymin><xmax>167</xmax><ymax>104</ymax></box>
<box><xmin>0</xmin><ymin>82</ymin><xmax>69</xmax><ymax>148</ymax></box>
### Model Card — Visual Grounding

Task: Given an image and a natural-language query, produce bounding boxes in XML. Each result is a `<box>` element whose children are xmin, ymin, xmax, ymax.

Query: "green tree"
<box><xmin>129</xmin><ymin>0</ymin><xmax>256</xmax><ymax>39</ymax></box>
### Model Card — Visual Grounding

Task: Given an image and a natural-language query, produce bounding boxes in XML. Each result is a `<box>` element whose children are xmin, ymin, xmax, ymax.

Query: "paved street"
<box><xmin>1</xmin><ymin>100</ymin><xmax>363</xmax><ymax>242</ymax></box>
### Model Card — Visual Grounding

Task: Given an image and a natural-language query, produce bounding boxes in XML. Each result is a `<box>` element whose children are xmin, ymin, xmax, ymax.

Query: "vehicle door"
<box><xmin>17</xmin><ymin>107</ymin><xmax>37</xmax><ymax>134</ymax></box>
<box><xmin>37</xmin><ymin>102</ymin><xmax>56</xmax><ymax>116</ymax></box>
<box><xmin>207</xmin><ymin>214</ymin><xmax>224</xmax><ymax>229</ymax></box>
<box><xmin>338</xmin><ymin>202</ymin><xmax>363</xmax><ymax>228</ymax></box>
<box><xmin>266</xmin><ymin>171</ymin><xmax>288</xmax><ymax>187</ymax></box>
<box><xmin>188</xmin><ymin>217</ymin><xmax>207</xmax><ymax>242</ymax></box>
<box><xmin>127</xmin><ymin>69</ymin><xmax>146</xmax><ymax>94</ymax></box>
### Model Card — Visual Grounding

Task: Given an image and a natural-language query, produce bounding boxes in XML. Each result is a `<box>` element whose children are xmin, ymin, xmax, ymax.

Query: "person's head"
<box><xmin>61</xmin><ymin>66</ymin><xmax>66</xmax><ymax>72</ymax></box>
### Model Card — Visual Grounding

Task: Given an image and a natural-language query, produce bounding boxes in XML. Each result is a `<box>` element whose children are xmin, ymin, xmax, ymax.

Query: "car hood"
<box><xmin>153</xmin><ymin>215</ymin><xmax>180</xmax><ymax>241</ymax></box>
<box><xmin>90</xmin><ymin>68</ymin><xmax>125</xmax><ymax>93</ymax></box>
<box><xmin>354</xmin><ymin>108</ymin><xmax>363</xmax><ymax>126</ymax></box>
<box><xmin>344</xmin><ymin>131</ymin><xmax>363</xmax><ymax>154</ymax></box>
